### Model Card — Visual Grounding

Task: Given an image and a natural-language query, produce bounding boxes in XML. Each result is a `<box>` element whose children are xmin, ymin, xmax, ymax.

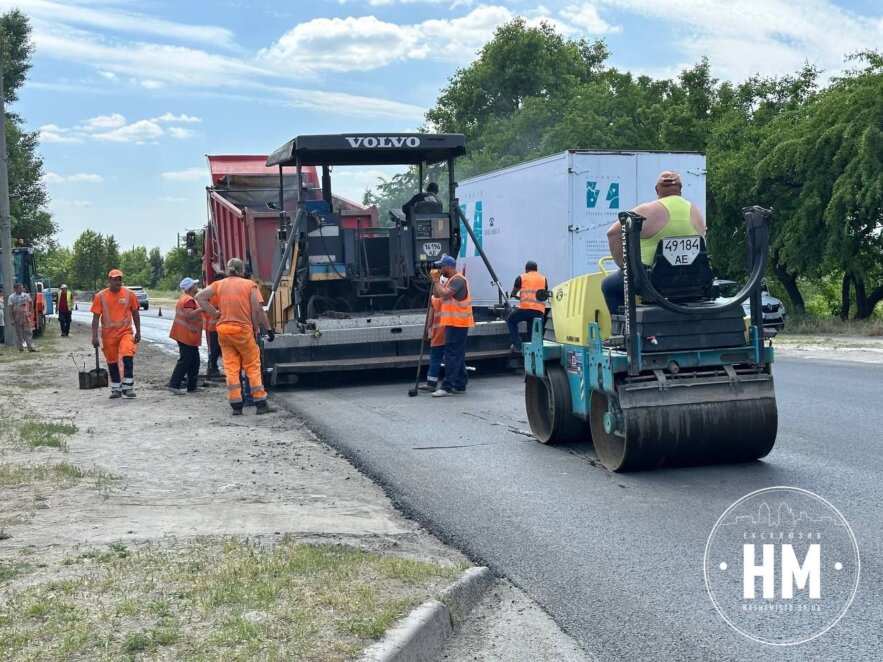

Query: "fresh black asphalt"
<box><xmin>278</xmin><ymin>357</ymin><xmax>883</xmax><ymax>662</ymax></box>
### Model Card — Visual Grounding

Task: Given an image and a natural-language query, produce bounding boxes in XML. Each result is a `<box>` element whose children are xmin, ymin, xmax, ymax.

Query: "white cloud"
<box><xmin>560</xmin><ymin>3</ymin><xmax>620</xmax><ymax>34</ymax></box>
<box><xmin>168</xmin><ymin>127</ymin><xmax>195</xmax><ymax>139</ymax></box>
<box><xmin>258</xmin><ymin>5</ymin><xmax>514</xmax><ymax>73</ymax></box>
<box><xmin>140</xmin><ymin>79</ymin><xmax>164</xmax><ymax>89</ymax></box>
<box><xmin>98</xmin><ymin>70</ymin><xmax>117</xmax><ymax>80</ymax></box>
<box><xmin>161</xmin><ymin>168</ymin><xmax>206</xmax><ymax>182</ymax></box>
<box><xmin>594</xmin><ymin>0</ymin><xmax>882</xmax><ymax>80</ymax></box>
<box><xmin>80</xmin><ymin>113</ymin><xmax>127</xmax><ymax>130</ymax></box>
<box><xmin>153</xmin><ymin>113</ymin><xmax>202</xmax><ymax>123</ymax></box>
<box><xmin>29</xmin><ymin>9</ymin><xmax>430</xmax><ymax>119</ymax></box>
<box><xmin>93</xmin><ymin>119</ymin><xmax>164</xmax><ymax>143</ymax></box>
<box><xmin>39</xmin><ymin>125</ymin><xmax>82</xmax><ymax>143</ymax></box>
<box><xmin>14</xmin><ymin>0</ymin><xmax>236</xmax><ymax>48</ymax></box>
<box><xmin>43</xmin><ymin>172</ymin><xmax>104</xmax><ymax>183</ymax></box>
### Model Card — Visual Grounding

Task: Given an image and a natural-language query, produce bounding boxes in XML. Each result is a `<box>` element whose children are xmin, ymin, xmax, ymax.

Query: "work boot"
<box><xmin>231</xmin><ymin>404</ymin><xmax>244</xmax><ymax>416</ymax></box>
<box><xmin>167</xmin><ymin>387</ymin><xmax>185</xmax><ymax>396</ymax></box>
<box><xmin>418</xmin><ymin>382</ymin><xmax>437</xmax><ymax>392</ymax></box>
<box><xmin>28</xmin><ymin>346</ymin><xmax>37</xmax><ymax>353</ymax></box>
<box><xmin>431</xmin><ymin>388</ymin><xmax>452</xmax><ymax>398</ymax></box>
<box><xmin>109</xmin><ymin>390</ymin><xmax>122</xmax><ymax>400</ymax></box>
<box><xmin>255</xmin><ymin>401</ymin><xmax>277</xmax><ymax>415</ymax></box>
<box><xmin>122</xmin><ymin>390</ymin><xmax>136</xmax><ymax>399</ymax></box>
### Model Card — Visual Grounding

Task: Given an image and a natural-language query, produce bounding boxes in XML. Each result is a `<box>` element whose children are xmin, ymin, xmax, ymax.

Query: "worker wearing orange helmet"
<box><xmin>195</xmin><ymin>258</ymin><xmax>276</xmax><ymax>416</ymax></box>
<box><xmin>91</xmin><ymin>269</ymin><xmax>141</xmax><ymax>399</ymax></box>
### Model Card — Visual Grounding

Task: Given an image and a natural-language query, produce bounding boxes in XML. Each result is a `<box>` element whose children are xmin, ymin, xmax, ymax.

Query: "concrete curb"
<box><xmin>361</xmin><ymin>566</ymin><xmax>494</xmax><ymax>662</ymax></box>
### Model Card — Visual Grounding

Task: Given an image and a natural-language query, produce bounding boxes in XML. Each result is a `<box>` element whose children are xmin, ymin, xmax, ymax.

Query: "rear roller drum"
<box><xmin>525</xmin><ymin>363</ymin><xmax>588</xmax><ymax>444</ymax></box>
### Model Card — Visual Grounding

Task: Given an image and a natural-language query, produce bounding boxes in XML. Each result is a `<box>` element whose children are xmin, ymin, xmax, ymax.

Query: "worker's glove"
<box><xmin>264</xmin><ymin>329</ymin><xmax>275</xmax><ymax>343</ymax></box>
<box><xmin>91</xmin><ymin>337</ymin><xmax>100</xmax><ymax>349</ymax></box>
<box><xmin>430</xmin><ymin>269</ymin><xmax>441</xmax><ymax>282</ymax></box>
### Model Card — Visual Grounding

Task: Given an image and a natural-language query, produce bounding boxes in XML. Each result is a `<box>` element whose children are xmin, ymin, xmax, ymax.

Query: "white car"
<box><xmin>714</xmin><ymin>279</ymin><xmax>785</xmax><ymax>329</ymax></box>
<box><xmin>128</xmin><ymin>285</ymin><xmax>150</xmax><ymax>310</ymax></box>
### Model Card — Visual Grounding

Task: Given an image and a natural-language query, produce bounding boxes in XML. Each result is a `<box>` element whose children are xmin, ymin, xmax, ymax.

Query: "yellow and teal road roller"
<box><xmin>523</xmin><ymin>206</ymin><xmax>777</xmax><ymax>472</ymax></box>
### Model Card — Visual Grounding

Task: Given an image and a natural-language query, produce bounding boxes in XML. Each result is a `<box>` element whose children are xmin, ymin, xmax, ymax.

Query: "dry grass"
<box><xmin>0</xmin><ymin>538</ymin><xmax>465</xmax><ymax>661</ymax></box>
<box><xmin>780</xmin><ymin>314</ymin><xmax>883</xmax><ymax>337</ymax></box>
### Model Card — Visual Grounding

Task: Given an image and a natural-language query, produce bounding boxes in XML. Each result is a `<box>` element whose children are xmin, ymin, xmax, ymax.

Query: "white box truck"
<box><xmin>456</xmin><ymin>150</ymin><xmax>707</xmax><ymax>304</ymax></box>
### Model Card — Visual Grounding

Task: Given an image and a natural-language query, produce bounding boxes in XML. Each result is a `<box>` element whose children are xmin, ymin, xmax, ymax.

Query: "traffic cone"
<box><xmin>158</xmin><ymin>306</ymin><xmax>162</xmax><ymax>317</ymax></box>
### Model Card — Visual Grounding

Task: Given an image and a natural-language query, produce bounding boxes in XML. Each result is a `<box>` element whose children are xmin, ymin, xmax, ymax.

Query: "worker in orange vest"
<box><xmin>204</xmin><ymin>273</ymin><xmax>224</xmax><ymax>380</ymax></box>
<box><xmin>418</xmin><ymin>281</ymin><xmax>447</xmax><ymax>392</ymax></box>
<box><xmin>430</xmin><ymin>254</ymin><xmax>473</xmax><ymax>397</ymax></box>
<box><xmin>195</xmin><ymin>258</ymin><xmax>276</xmax><ymax>415</ymax></box>
<box><xmin>507</xmin><ymin>260</ymin><xmax>549</xmax><ymax>352</ymax></box>
<box><xmin>91</xmin><ymin>269</ymin><xmax>141</xmax><ymax>399</ymax></box>
<box><xmin>168</xmin><ymin>277</ymin><xmax>205</xmax><ymax>395</ymax></box>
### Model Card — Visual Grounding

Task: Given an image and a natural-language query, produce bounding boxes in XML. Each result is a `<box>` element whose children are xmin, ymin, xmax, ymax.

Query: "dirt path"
<box><xmin>0</xmin><ymin>321</ymin><xmax>465</xmax><ymax>659</ymax></box>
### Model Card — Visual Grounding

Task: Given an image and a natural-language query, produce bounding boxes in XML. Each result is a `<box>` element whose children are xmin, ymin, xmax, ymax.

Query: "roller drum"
<box><xmin>590</xmin><ymin>375</ymin><xmax>777</xmax><ymax>472</ymax></box>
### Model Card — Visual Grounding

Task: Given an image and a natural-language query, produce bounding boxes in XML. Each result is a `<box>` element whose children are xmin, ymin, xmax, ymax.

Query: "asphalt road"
<box><xmin>64</xmin><ymin>312</ymin><xmax>881</xmax><ymax>659</ymax></box>
<box><xmin>276</xmin><ymin>357</ymin><xmax>883</xmax><ymax>661</ymax></box>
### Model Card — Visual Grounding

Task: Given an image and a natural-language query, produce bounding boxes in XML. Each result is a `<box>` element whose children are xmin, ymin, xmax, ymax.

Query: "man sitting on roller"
<box><xmin>601</xmin><ymin>171</ymin><xmax>706</xmax><ymax>315</ymax></box>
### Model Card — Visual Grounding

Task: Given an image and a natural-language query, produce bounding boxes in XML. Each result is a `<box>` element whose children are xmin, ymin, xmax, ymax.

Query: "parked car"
<box><xmin>714</xmin><ymin>279</ymin><xmax>785</xmax><ymax>329</ymax></box>
<box><xmin>129</xmin><ymin>285</ymin><xmax>150</xmax><ymax>310</ymax></box>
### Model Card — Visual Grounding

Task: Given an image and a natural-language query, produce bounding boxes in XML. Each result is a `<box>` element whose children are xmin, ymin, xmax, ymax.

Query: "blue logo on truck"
<box><xmin>586</xmin><ymin>182</ymin><xmax>620</xmax><ymax>209</ymax></box>
<box><xmin>458</xmin><ymin>201</ymin><xmax>483</xmax><ymax>257</ymax></box>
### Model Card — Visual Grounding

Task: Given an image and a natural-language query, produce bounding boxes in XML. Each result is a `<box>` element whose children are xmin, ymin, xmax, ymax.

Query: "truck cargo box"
<box><xmin>456</xmin><ymin>150</ymin><xmax>707</xmax><ymax>304</ymax></box>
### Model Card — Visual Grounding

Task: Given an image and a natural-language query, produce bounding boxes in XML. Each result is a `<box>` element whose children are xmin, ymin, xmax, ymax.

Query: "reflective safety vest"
<box><xmin>429</xmin><ymin>296</ymin><xmax>445</xmax><ymax>347</ymax></box>
<box><xmin>640</xmin><ymin>195</ymin><xmax>696</xmax><ymax>266</ymax></box>
<box><xmin>170</xmin><ymin>293</ymin><xmax>203</xmax><ymax>347</ymax></box>
<box><xmin>439</xmin><ymin>274</ymin><xmax>474</xmax><ymax>328</ymax></box>
<box><xmin>94</xmin><ymin>288</ymin><xmax>136</xmax><ymax>338</ymax></box>
<box><xmin>58</xmin><ymin>290</ymin><xmax>73</xmax><ymax>312</ymax></box>
<box><xmin>214</xmin><ymin>276</ymin><xmax>256</xmax><ymax>334</ymax></box>
<box><xmin>518</xmin><ymin>271</ymin><xmax>546</xmax><ymax>312</ymax></box>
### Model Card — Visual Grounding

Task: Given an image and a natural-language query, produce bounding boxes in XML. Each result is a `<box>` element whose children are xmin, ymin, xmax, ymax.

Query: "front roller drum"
<box><xmin>525</xmin><ymin>363</ymin><xmax>589</xmax><ymax>444</ymax></box>
<box><xmin>589</xmin><ymin>378</ymin><xmax>778</xmax><ymax>472</ymax></box>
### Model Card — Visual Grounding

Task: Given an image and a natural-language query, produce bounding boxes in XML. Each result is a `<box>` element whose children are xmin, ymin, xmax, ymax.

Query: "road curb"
<box><xmin>361</xmin><ymin>566</ymin><xmax>494</xmax><ymax>662</ymax></box>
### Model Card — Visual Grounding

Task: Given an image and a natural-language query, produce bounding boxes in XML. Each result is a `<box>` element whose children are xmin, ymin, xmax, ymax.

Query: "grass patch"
<box><xmin>0</xmin><ymin>560</ymin><xmax>32</xmax><ymax>584</ymax></box>
<box><xmin>0</xmin><ymin>539</ymin><xmax>464</xmax><ymax>661</ymax></box>
<box><xmin>0</xmin><ymin>462</ymin><xmax>118</xmax><ymax>489</ymax></box>
<box><xmin>780</xmin><ymin>314</ymin><xmax>883</xmax><ymax>336</ymax></box>
<box><xmin>18</xmin><ymin>422</ymin><xmax>77</xmax><ymax>452</ymax></box>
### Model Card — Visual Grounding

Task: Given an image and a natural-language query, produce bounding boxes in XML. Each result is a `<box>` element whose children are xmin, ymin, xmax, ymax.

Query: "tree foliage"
<box><xmin>1</xmin><ymin>10</ymin><xmax>54</xmax><ymax>247</ymax></box>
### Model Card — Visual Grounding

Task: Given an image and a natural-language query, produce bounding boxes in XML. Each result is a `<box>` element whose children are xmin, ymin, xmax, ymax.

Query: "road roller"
<box><xmin>523</xmin><ymin>206</ymin><xmax>778</xmax><ymax>472</ymax></box>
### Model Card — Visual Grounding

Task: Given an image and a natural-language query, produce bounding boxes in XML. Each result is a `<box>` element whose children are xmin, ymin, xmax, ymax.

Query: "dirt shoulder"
<box><xmin>774</xmin><ymin>334</ymin><xmax>883</xmax><ymax>364</ymax></box>
<box><xmin>0</xmin><ymin>321</ymin><xmax>466</xmax><ymax>660</ymax></box>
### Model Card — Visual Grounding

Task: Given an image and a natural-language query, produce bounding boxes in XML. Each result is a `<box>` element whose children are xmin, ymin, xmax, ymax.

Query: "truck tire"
<box><xmin>525</xmin><ymin>363</ymin><xmax>588</xmax><ymax>444</ymax></box>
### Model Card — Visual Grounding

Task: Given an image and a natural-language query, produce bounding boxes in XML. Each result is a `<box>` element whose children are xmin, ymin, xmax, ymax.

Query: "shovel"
<box><xmin>74</xmin><ymin>348</ymin><xmax>109</xmax><ymax>389</ymax></box>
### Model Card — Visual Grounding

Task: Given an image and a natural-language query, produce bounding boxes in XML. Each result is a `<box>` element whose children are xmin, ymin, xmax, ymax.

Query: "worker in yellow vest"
<box><xmin>168</xmin><ymin>277</ymin><xmax>205</xmax><ymax>394</ymax></box>
<box><xmin>507</xmin><ymin>261</ymin><xmax>548</xmax><ymax>352</ymax></box>
<box><xmin>430</xmin><ymin>254</ymin><xmax>473</xmax><ymax>397</ymax></box>
<box><xmin>601</xmin><ymin>171</ymin><xmax>706</xmax><ymax>314</ymax></box>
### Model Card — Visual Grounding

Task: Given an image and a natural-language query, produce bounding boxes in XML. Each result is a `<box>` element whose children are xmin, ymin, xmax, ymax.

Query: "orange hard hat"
<box><xmin>108</xmin><ymin>269</ymin><xmax>124</xmax><ymax>278</ymax></box>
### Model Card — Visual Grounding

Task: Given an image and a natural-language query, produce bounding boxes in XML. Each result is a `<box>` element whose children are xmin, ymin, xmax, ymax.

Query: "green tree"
<box><xmin>757</xmin><ymin>53</ymin><xmax>883</xmax><ymax>318</ymax></box>
<box><xmin>120</xmin><ymin>246</ymin><xmax>153</xmax><ymax>286</ymax></box>
<box><xmin>40</xmin><ymin>244</ymin><xmax>72</xmax><ymax>287</ymax></box>
<box><xmin>160</xmin><ymin>235</ymin><xmax>202</xmax><ymax>289</ymax></box>
<box><xmin>70</xmin><ymin>230</ymin><xmax>107</xmax><ymax>290</ymax></box>
<box><xmin>2</xmin><ymin>10</ymin><xmax>54</xmax><ymax>247</ymax></box>
<box><xmin>148</xmin><ymin>246</ymin><xmax>164</xmax><ymax>287</ymax></box>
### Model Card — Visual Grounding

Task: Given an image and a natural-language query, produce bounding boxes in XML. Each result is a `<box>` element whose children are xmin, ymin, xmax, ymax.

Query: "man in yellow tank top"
<box><xmin>601</xmin><ymin>171</ymin><xmax>706</xmax><ymax>314</ymax></box>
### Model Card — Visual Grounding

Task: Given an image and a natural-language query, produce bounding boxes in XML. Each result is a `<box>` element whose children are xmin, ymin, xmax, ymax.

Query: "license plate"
<box><xmin>661</xmin><ymin>236</ymin><xmax>701</xmax><ymax>266</ymax></box>
<box><xmin>422</xmin><ymin>242</ymin><xmax>442</xmax><ymax>257</ymax></box>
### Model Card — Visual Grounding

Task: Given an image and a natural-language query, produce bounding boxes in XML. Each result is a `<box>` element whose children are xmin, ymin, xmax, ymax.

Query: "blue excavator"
<box><xmin>523</xmin><ymin>206</ymin><xmax>777</xmax><ymax>472</ymax></box>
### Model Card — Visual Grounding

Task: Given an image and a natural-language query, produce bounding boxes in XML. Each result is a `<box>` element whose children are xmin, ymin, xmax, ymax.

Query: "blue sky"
<box><xmin>4</xmin><ymin>0</ymin><xmax>881</xmax><ymax>251</ymax></box>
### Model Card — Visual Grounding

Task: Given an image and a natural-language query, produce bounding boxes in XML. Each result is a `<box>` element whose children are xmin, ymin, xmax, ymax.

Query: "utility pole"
<box><xmin>0</xmin><ymin>32</ymin><xmax>17</xmax><ymax>347</ymax></box>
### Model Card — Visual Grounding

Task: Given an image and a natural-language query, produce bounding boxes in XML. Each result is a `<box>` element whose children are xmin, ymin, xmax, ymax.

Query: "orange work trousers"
<box><xmin>218</xmin><ymin>330</ymin><xmax>266</xmax><ymax>403</ymax></box>
<box><xmin>102</xmin><ymin>332</ymin><xmax>137</xmax><ymax>365</ymax></box>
